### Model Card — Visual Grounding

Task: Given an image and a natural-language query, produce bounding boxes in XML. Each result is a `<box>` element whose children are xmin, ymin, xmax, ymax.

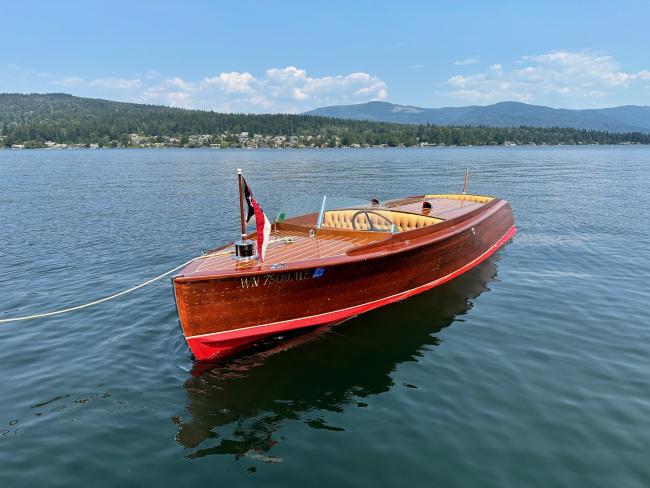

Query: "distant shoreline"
<box><xmin>2</xmin><ymin>142</ymin><xmax>647</xmax><ymax>151</ymax></box>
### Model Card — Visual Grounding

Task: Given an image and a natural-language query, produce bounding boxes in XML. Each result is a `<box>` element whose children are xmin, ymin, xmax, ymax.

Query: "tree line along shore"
<box><xmin>2</xmin><ymin>93</ymin><xmax>650</xmax><ymax>149</ymax></box>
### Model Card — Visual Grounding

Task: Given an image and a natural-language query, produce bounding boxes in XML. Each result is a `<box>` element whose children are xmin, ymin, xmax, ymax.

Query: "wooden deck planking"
<box><xmin>395</xmin><ymin>198</ymin><xmax>483</xmax><ymax>220</ymax></box>
<box><xmin>193</xmin><ymin>230</ymin><xmax>374</xmax><ymax>273</ymax></box>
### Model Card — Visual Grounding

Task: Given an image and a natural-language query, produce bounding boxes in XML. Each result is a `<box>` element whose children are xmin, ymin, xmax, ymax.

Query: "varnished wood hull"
<box><xmin>173</xmin><ymin>199</ymin><xmax>515</xmax><ymax>361</ymax></box>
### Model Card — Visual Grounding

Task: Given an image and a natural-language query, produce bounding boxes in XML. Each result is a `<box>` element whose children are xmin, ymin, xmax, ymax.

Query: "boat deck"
<box><xmin>394</xmin><ymin>197</ymin><xmax>484</xmax><ymax>220</ymax></box>
<box><xmin>186</xmin><ymin>229</ymin><xmax>381</xmax><ymax>276</ymax></box>
<box><xmin>178</xmin><ymin>195</ymin><xmax>492</xmax><ymax>277</ymax></box>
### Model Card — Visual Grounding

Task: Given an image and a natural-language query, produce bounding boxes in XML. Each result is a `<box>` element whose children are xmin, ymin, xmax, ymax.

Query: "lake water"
<box><xmin>1</xmin><ymin>147</ymin><xmax>649</xmax><ymax>487</ymax></box>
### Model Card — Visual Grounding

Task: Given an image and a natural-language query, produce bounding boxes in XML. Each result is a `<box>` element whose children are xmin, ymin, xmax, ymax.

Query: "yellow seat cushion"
<box><xmin>322</xmin><ymin>209</ymin><xmax>441</xmax><ymax>232</ymax></box>
<box><xmin>425</xmin><ymin>194</ymin><xmax>493</xmax><ymax>203</ymax></box>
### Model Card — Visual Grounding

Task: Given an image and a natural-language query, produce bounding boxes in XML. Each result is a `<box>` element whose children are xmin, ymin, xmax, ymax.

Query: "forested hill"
<box><xmin>0</xmin><ymin>93</ymin><xmax>335</xmax><ymax>143</ymax></box>
<box><xmin>1</xmin><ymin>93</ymin><xmax>649</xmax><ymax>149</ymax></box>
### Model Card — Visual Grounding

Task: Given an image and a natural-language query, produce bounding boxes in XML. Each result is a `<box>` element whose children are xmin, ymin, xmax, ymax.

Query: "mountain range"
<box><xmin>305</xmin><ymin>101</ymin><xmax>650</xmax><ymax>133</ymax></box>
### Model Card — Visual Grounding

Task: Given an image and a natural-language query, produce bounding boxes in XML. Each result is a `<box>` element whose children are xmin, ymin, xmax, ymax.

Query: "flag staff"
<box><xmin>237</xmin><ymin>168</ymin><xmax>246</xmax><ymax>239</ymax></box>
<box><xmin>462</xmin><ymin>169</ymin><xmax>469</xmax><ymax>194</ymax></box>
<box><xmin>234</xmin><ymin>168</ymin><xmax>254</xmax><ymax>260</ymax></box>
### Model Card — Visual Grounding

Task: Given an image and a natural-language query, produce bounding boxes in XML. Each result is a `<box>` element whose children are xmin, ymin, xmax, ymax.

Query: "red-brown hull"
<box><xmin>173</xmin><ymin>199</ymin><xmax>516</xmax><ymax>362</ymax></box>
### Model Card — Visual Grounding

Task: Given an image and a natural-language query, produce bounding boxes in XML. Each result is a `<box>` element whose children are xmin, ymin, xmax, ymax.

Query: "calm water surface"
<box><xmin>1</xmin><ymin>147</ymin><xmax>649</xmax><ymax>487</ymax></box>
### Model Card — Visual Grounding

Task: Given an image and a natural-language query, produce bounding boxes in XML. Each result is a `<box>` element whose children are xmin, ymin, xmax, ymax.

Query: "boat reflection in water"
<box><xmin>173</xmin><ymin>253</ymin><xmax>504</xmax><ymax>460</ymax></box>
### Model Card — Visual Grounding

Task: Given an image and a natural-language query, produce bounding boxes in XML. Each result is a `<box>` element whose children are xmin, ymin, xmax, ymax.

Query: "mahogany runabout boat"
<box><xmin>173</xmin><ymin>171</ymin><xmax>516</xmax><ymax>362</ymax></box>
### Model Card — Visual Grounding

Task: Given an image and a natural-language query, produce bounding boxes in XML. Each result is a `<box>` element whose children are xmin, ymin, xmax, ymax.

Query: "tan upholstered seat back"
<box><xmin>322</xmin><ymin>210</ymin><xmax>370</xmax><ymax>230</ymax></box>
<box><xmin>322</xmin><ymin>209</ymin><xmax>441</xmax><ymax>232</ymax></box>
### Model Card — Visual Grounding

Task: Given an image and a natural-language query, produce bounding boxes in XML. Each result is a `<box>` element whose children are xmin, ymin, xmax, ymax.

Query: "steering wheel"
<box><xmin>351</xmin><ymin>210</ymin><xmax>394</xmax><ymax>231</ymax></box>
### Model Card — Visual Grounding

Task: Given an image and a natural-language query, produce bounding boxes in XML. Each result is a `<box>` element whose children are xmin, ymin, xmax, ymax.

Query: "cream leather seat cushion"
<box><xmin>322</xmin><ymin>209</ymin><xmax>441</xmax><ymax>232</ymax></box>
<box><xmin>425</xmin><ymin>194</ymin><xmax>493</xmax><ymax>203</ymax></box>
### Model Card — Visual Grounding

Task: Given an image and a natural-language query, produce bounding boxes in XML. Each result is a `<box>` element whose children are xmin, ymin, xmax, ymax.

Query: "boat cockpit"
<box><xmin>278</xmin><ymin>194</ymin><xmax>495</xmax><ymax>236</ymax></box>
<box><xmin>320</xmin><ymin>208</ymin><xmax>442</xmax><ymax>233</ymax></box>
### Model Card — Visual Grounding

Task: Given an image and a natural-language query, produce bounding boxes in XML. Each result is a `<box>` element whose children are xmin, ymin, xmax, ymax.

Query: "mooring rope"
<box><xmin>0</xmin><ymin>253</ymin><xmax>219</xmax><ymax>324</ymax></box>
<box><xmin>0</xmin><ymin>236</ymin><xmax>296</xmax><ymax>325</ymax></box>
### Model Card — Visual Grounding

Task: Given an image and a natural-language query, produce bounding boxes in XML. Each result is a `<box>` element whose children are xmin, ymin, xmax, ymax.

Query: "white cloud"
<box><xmin>52</xmin><ymin>66</ymin><xmax>387</xmax><ymax>113</ymax></box>
<box><xmin>631</xmin><ymin>70</ymin><xmax>650</xmax><ymax>81</ymax></box>
<box><xmin>454</xmin><ymin>56</ymin><xmax>479</xmax><ymax>66</ymax></box>
<box><xmin>202</xmin><ymin>72</ymin><xmax>255</xmax><ymax>93</ymax></box>
<box><xmin>445</xmin><ymin>51</ymin><xmax>650</xmax><ymax>106</ymax></box>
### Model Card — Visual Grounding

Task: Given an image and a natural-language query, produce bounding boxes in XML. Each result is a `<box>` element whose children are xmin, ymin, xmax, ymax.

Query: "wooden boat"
<box><xmin>173</xmin><ymin>172</ymin><xmax>516</xmax><ymax>362</ymax></box>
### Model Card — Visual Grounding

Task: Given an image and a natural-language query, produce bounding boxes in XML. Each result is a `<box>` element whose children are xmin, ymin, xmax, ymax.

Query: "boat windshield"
<box><xmin>273</xmin><ymin>195</ymin><xmax>374</xmax><ymax>223</ymax></box>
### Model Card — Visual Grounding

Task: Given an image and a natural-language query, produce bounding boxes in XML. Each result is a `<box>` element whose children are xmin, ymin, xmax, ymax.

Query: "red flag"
<box><xmin>242</xmin><ymin>177</ymin><xmax>271</xmax><ymax>261</ymax></box>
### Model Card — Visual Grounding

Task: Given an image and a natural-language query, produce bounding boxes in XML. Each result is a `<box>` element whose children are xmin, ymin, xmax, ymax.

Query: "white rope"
<box><xmin>0</xmin><ymin>252</ymin><xmax>221</xmax><ymax>324</ymax></box>
<box><xmin>0</xmin><ymin>237</ymin><xmax>294</xmax><ymax>325</ymax></box>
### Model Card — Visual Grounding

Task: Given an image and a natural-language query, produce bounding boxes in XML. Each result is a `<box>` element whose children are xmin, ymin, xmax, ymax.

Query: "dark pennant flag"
<box><xmin>242</xmin><ymin>177</ymin><xmax>256</xmax><ymax>224</ymax></box>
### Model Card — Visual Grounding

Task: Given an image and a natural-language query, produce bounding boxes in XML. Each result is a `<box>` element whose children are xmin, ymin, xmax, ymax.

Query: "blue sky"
<box><xmin>2</xmin><ymin>0</ymin><xmax>649</xmax><ymax>112</ymax></box>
